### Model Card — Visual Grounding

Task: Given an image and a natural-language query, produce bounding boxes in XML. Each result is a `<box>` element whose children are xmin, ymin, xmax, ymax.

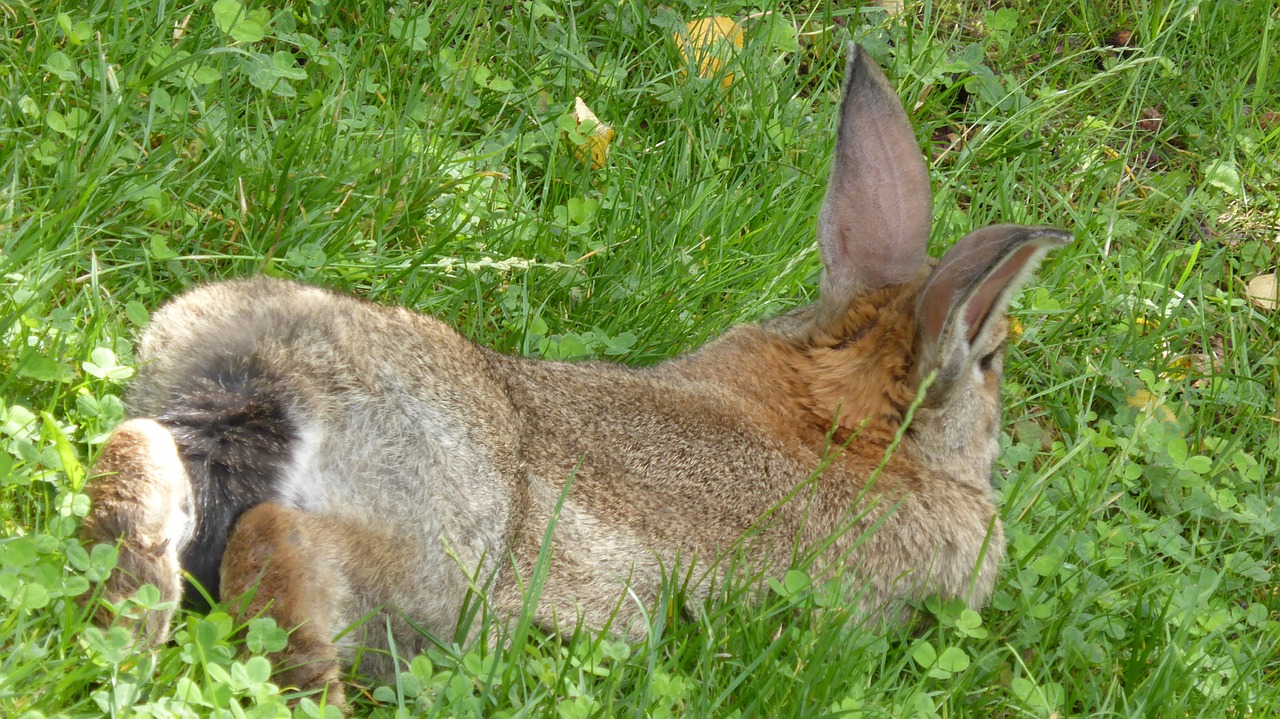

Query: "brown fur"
<box><xmin>80</xmin><ymin>419</ymin><xmax>189</xmax><ymax>643</ymax></box>
<box><xmin>80</xmin><ymin>45</ymin><xmax>1070</xmax><ymax>703</ymax></box>
<box><xmin>221</xmin><ymin>505</ymin><xmax>348</xmax><ymax>707</ymax></box>
<box><xmin>798</xmin><ymin>279</ymin><xmax>925</xmax><ymax>442</ymax></box>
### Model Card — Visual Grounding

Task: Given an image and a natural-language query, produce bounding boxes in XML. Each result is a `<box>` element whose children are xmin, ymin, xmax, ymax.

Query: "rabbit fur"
<box><xmin>81</xmin><ymin>43</ymin><xmax>1070</xmax><ymax>705</ymax></box>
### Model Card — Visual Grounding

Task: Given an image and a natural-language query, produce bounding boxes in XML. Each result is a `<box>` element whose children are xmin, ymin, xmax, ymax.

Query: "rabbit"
<box><xmin>81</xmin><ymin>43</ymin><xmax>1071</xmax><ymax>706</ymax></box>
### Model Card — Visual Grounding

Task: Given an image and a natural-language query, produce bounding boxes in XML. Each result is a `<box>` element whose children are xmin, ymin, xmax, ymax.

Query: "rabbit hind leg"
<box><xmin>81</xmin><ymin>418</ymin><xmax>194</xmax><ymax>645</ymax></box>
<box><xmin>221</xmin><ymin>503</ymin><xmax>353</xmax><ymax>709</ymax></box>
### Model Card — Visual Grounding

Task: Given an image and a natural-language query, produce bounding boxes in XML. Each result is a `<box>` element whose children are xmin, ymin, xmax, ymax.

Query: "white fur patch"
<box><xmin>124</xmin><ymin>418</ymin><xmax>195</xmax><ymax>562</ymax></box>
<box><xmin>277</xmin><ymin>422</ymin><xmax>326</xmax><ymax>511</ymax></box>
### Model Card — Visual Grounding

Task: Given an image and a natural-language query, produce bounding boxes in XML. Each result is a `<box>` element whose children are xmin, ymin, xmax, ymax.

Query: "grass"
<box><xmin>2</xmin><ymin>0</ymin><xmax>1278</xmax><ymax>716</ymax></box>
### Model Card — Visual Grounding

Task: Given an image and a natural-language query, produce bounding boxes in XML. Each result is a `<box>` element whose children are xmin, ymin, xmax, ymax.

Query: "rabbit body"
<box><xmin>82</xmin><ymin>44</ymin><xmax>1069</xmax><ymax>706</ymax></box>
<box><xmin>128</xmin><ymin>271</ymin><xmax>998</xmax><ymax>635</ymax></box>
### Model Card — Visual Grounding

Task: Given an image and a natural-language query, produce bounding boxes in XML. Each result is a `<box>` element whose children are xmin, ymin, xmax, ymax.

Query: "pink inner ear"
<box><xmin>817</xmin><ymin>44</ymin><xmax>932</xmax><ymax>304</ymax></box>
<box><xmin>963</xmin><ymin>245</ymin><xmax>1040</xmax><ymax>343</ymax></box>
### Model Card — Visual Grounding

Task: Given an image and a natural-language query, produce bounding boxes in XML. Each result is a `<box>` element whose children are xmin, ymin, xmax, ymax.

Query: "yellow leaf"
<box><xmin>1246</xmin><ymin>272</ymin><xmax>1278</xmax><ymax>310</ymax></box>
<box><xmin>564</xmin><ymin>96</ymin><xmax>615</xmax><ymax>170</ymax></box>
<box><xmin>1162</xmin><ymin>354</ymin><xmax>1195</xmax><ymax>381</ymax></box>
<box><xmin>674</xmin><ymin>17</ymin><xmax>744</xmax><ymax>88</ymax></box>
<box><xmin>1126</xmin><ymin>389</ymin><xmax>1178</xmax><ymax>424</ymax></box>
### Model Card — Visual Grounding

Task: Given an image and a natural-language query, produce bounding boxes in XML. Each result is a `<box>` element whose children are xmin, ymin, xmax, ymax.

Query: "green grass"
<box><xmin>3</xmin><ymin>0</ymin><xmax>1278</xmax><ymax>716</ymax></box>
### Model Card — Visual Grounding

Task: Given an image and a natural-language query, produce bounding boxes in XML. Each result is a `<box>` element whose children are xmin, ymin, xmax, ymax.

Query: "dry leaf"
<box><xmin>1107</xmin><ymin>29</ymin><xmax>1135</xmax><ymax>47</ymax></box>
<box><xmin>173</xmin><ymin>13</ymin><xmax>192</xmax><ymax>42</ymax></box>
<box><xmin>1162</xmin><ymin>354</ymin><xmax>1195</xmax><ymax>381</ymax></box>
<box><xmin>1246</xmin><ymin>272</ymin><xmax>1278</xmax><ymax>310</ymax></box>
<box><xmin>1137</xmin><ymin>106</ymin><xmax>1163</xmax><ymax>133</ymax></box>
<box><xmin>1126</xmin><ymin>389</ymin><xmax>1178</xmax><ymax>424</ymax></box>
<box><xmin>565</xmin><ymin>96</ymin><xmax>615</xmax><ymax>169</ymax></box>
<box><xmin>674</xmin><ymin>17</ymin><xmax>744</xmax><ymax>88</ymax></box>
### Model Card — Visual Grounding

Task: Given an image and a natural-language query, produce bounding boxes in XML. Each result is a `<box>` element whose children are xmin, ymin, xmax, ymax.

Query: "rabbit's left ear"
<box><xmin>817</xmin><ymin>44</ymin><xmax>932</xmax><ymax>317</ymax></box>
<box><xmin>916</xmin><ymin>225</ymin><xmax>1072</xmax><ymax>376</ymax></box>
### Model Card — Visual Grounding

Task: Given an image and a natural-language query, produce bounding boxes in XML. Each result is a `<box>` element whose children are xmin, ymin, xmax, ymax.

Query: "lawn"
<box><xmin>2</xmin><ymin>0</ymin><xmax>1278</xmax><ymax>717</ymax></box>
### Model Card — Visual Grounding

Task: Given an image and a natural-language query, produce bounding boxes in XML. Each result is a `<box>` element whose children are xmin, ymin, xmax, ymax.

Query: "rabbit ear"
<box><xmin>818</xmin><ymin>43</ymin><xmax>932</xmax><ymax>314</ymax></box>
<box><xmin>917</xmin><ymin>225</ymin><xmax>1072</xmax><ymax>374</ymax></box>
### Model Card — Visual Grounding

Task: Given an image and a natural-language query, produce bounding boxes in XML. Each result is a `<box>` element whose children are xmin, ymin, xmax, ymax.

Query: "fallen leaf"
<box><xmin>1246</xmin><ymin>272</ymin><xmax>1278</xmax><ymax>310</ymax></box>
<box><xmin>674</xmin><ymin>17</ymin><xmax>744</xmax><ymax>88</ymax></box>
<box><xmin>1162</xmin><ymin>354</ymin><xmax>1195</xmax><ymax>381</ymax></box>
<box><xmin>1134</xmin><ymin>148</ymin><xmax>1163</xmax><ymax>171</ymax></box>
<box><xmin>1137</xmin><ymin>106</ymin><xmax>1162</xmax><ymax>133</ymax></box>
<box><xmin>1107</xmin><ymin>29</ymin><xmax>1134</xmax><ymax>47</ymax></box>
<box><xmin>173</xmin><ymin>13</ymin><xmax>192</xmax><ymax>43</ymax></box>
<box><xmin>564</xmin><ymin>97</ymin><xmax>615</xmax><ymax>169</ymax></box>
<box><xmin>1096</xmin><ymin>28</ymin><xmax>1137</xmax><ymax>68</ymax></box>
<box><xmin>1126</xmin><ymin>389</ymin><xmax>1178</xmax><ymax>424</ymax></box>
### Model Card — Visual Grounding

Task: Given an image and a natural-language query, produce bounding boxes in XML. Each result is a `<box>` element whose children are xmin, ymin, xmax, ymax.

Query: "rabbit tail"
<box><xmin>157</xmin><ymin>353</ymin><xmax>297</xmax><ymax>607</ymax></box>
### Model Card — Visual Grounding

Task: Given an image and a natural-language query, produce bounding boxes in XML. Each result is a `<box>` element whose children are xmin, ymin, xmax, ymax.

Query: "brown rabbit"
<box><xmin>82</xmin><ymin>44</ymin><xmax>1070</xmax><ymax>706</ymax></box>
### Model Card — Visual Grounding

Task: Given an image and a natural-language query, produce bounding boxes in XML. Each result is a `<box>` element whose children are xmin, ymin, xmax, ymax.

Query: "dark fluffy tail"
<box><xmin>158</xmin><ymin>354</ymin><xmax>296</xmax><ymax>607</ymax></box>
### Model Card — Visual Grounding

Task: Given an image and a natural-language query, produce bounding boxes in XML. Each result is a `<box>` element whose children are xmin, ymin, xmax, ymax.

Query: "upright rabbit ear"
<box><xmin>916</xmin><ymin>225</ymin><xmax>1072</xmax><ymax>376</ymax></box>
<box><xmin>818</xmin><ymin>43</ymin><xmax>932</xmax><ymax>317</ymax></box>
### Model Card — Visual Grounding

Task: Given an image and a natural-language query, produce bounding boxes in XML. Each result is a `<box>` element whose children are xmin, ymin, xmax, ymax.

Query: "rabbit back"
<box><xmin>487</xmin><ymin>282</ymin><xmax>1005</xmax><ymax>630</ymax></box>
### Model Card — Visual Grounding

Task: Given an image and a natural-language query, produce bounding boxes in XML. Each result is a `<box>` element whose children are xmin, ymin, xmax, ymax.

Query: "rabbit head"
<box><xmin>795</xmin><ymin>44</ymin><xmax>1070</xmax><ymax>491</ymax></box>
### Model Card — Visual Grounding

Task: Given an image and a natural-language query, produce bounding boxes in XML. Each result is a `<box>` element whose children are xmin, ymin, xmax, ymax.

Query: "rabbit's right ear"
<box><xmin>915</xmin><ymin>224</ymin><xmax>1073</xmax><ymax>380</ymax></box>
<box><xmin>818</xmin><ymin>44</ymin><xmax>932</xmax><ymax>319</ymax></box>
